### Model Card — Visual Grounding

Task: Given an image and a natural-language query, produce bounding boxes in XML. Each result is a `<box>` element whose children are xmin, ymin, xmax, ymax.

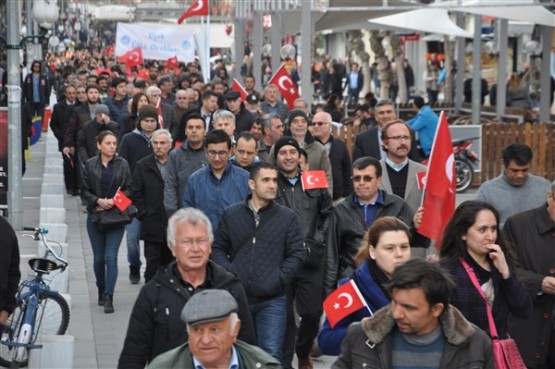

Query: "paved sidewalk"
<box><xmin>17</xmin><ymin>136</ymin><xmax>338</xmax><ymax>368</ymax></box>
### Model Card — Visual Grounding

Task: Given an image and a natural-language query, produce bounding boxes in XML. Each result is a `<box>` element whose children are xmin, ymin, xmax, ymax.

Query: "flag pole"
<box><xmin>206</xmin><ymin>12</ymin><xmax>210</xmax><ymax>83</ymax></box>
<box><xmin>349</xmin><ymin>280</ymin><xmax>373</xmax><ymax>316</ymax></box>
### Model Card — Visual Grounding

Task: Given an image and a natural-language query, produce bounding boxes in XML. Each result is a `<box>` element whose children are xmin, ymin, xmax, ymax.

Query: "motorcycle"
<box><xmin>420</xmin><ymin>138</ymin><xmax>480</xmax><ymax>193</ymax></box>
<box><xmin>452</xmin><ymin>138</ymin><xmax>480</xmax><ymax>193</ymax></box>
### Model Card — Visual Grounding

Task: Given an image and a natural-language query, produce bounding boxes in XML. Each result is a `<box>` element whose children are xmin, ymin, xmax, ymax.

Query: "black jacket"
<box><xmin>233</xmin><ymin>103</ymin><xmax>256</xmax><ymax>134</ymax></box>
<box><xmin>275</xmin><ymin>170</ymin><xmax>333</xmax><ymax>245</ymax></box>
<box><xmin>0</xmin><ymin>216</ymin><xmax>20</xmax><ymax>315</ymax></box>
<box><xmin>211</xmin><ymin>197</ymin><xmax>305</xmax><ymax>303</ymax></box>
<box><xmin>117</xmin><ymin>261</ymin><xmax>256</xmax><ymax>369</ymax></box>
<box><xmin>317</xmin><ymin>136</ymin><xmax>353</xmax><ymax>200</ymax></box>
<box><xmin>64</xmin><ymin>103</ymin><xmax>93</xmax><ymax>148</ymax></box>
<box><xmin>118</xmin><ymin>130</ymin><xmax>153</xmax><ymax>173</ymax></box>
<box><xmin>22</xmin><ymin>73</ymin><xmax>50</xmax><ymax>106</ymax></box>
<box><xmin>50</xmin><ymin>100</ymin><xmax>77</xmax><ymax>151</ymax></box>
<box><xmin>81</xmin><ymin>155</ymin><xmax>132</xmax><ymax>214</ymax></box>
<box><xmin>76</xmin><ymin>119</ymin><xmax>120</xmax><ymax>163</ymax></box>
<box><xmin>324</xmin><ymin>191</ymin><xmax>421</xmax><ymax>293</ymax></box>
<box><xmin>130</xmin><ymin>154</ymin><xmax>167</xmax><ymax>243</ymax></box>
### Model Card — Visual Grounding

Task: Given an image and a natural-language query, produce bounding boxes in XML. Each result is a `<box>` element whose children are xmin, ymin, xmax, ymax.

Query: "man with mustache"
<box><xmin>379</xmin><ymin>120</ymin><xmax>428</xmax><ymax>256</ymax></box>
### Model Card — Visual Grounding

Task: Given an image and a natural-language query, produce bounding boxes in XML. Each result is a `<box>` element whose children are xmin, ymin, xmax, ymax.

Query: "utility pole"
<box><xmin>6</xmin><ymin>0</ymin><xmax>23</xmax><ymax>228</ymax></box>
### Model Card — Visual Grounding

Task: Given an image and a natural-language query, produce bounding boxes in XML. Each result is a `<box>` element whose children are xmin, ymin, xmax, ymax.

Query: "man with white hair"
<box><xmin>145</xmin><ymin>85</ymin><xmax>177</xmax><ymax>130</ymax></box>
<box><xmin>148</xmin><ymin>289</ymin><xmax>280</xmax><ymax>369</ymax></box>
<box><xmin>212</xmin><ymin>109</ymin><xmax>236</xmax><ymax>142</ymax></box>
<box><xmin>118</xmin><ymin>209</ymin><xmax>256</xmax><ymax>369</ymax></box>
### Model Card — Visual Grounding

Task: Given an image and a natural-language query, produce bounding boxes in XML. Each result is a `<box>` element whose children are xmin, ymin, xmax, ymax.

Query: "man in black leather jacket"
<box><xmin>324</xmin><ymin>156</ymin><xmax>428</xmax><ymax>295</ymax></box>
<box><xmin>273</xmin><ymin>137</ymin><xmax>333</xmax><ymax>369</ymax></box>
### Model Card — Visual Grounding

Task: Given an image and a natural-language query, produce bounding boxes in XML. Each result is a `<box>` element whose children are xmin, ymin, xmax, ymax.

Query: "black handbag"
<box><xmin>92</xmin><ymin>205</ymin><xmax>137</xmax><ymax>231</ymax></box>
<box><xmin>304</xmin><ymin>236</ymin><xmax>326</xmax><ymax>268</ymax></box>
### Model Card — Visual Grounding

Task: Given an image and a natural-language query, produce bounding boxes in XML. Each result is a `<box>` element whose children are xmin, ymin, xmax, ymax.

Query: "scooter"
<box><xmin>452</xmin><ymin>138</ymin><xmax>480</xmax><ymax>193</ymax></box>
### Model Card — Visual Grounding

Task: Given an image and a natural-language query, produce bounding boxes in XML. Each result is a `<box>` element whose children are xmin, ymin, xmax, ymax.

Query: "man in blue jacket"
<box><xmin>406</xmin><ymin>96</ymin><xmax>438</xmax><ymax>158</ymax></box>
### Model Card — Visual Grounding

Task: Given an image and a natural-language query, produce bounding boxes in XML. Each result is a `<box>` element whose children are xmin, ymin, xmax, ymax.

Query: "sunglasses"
<box><xmin>352</xmin><ymin>175</ymin><xmax>374</xmax><ymax>183</ymax></box>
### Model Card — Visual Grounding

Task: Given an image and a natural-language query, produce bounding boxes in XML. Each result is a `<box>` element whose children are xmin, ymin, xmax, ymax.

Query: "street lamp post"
<box><xmin>1</xmin><ymin>0</ymin><xmax>58</xmax><ymax>228</ymax></box>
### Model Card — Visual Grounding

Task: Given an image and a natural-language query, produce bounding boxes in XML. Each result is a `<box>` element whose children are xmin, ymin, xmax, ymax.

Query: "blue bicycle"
<box><xmin>0</xmin><ymin>227</ymin><xmax>70</xmax><ymax>368</ymax></box>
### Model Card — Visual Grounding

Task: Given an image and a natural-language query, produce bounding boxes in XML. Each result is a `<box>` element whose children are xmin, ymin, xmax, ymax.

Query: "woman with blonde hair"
<box><xmin>318</xmin><ymin>217</ymin><xmax>412</xmax><ymax>355</ymax></box>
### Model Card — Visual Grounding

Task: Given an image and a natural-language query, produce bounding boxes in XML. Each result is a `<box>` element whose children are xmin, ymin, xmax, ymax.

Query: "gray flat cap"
<box><xmin>181</xmin><ymin>289</ymin><xmax>238</xmax><ymax>326</ymax></box>
<box><xmin>95</xmin><ymin>104</ymin><xmax>110</xmax><ymax>116</ymax></box>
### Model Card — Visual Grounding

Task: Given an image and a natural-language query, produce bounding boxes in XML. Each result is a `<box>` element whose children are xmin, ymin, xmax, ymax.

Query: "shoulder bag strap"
<box><xmin>459</xmin><ymin>257</ymin><xmax>499</xmax><ymax>339</ymax></box>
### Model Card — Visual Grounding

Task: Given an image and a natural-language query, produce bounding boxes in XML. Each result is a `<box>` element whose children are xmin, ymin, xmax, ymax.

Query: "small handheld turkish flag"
<box><xmin>323</xmin><ymin>280</ymin><xmax>368</xmax><ymax>328</ymax></box>
<box><xmin>113</xmin><ymin>188</ymin><xmax>132</xmax><ymax>212</ymax></box>
<box><xmin>268</xmin><ymin>64</ymin><xmax>300</xmax><ymax>110</ymax></box>
<box><xmin>156</xmin><ymin>99</ymin><xmax>165</xmax><ymax>129</ymax></box>
<box><xmin>416</xmin><ymin>171</ymin><xmax>427</xmax><ymax>190</ymax></box>
<box><xmin>177</xmin><ymin>0</ymin><xmax>209</xmax><ymax>24</ymax></box>
<box><xmin>232</xmin><ymin>78</ymin><xmax>248</xmax><ymax>102</ymax></box>
<box><xmin>117</xmin><ymin>47</ymin><xmax>144</xmax><ymax>69</ymax></box>
<box><xmin>167</xmin><ymin>55</ymin><xmax>179</xmax><ymax>69</ymax></box>
<box><xmin>301</xmin><ymin>170</ymin><xmax>328</xmax><ymax>191</ymax></box>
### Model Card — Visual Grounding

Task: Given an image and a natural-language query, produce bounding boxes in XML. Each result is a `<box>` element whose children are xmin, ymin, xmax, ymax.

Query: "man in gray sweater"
<box><xmin>476</xmin><ymin>143</ymin><xmax>551</xmax><ymax>227</ymax></box>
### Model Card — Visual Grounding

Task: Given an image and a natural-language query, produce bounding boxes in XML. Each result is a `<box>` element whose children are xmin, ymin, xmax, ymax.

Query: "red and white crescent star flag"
<box><xmin>167</xmin><ymin>55</ymin><xmax>179</xmax><ymax>69</ymax></box>
<box><xmin>113</xmin><ymin>188</ymin><xmax>132</xmax><ymax>212</ymax></box>
<box><xmin>416</xmin><ymin>171</ymin><xmax>427</xmax><ymax>190</ymax></box>
<box><xmin>417</xmin><ymin>111</ymin><xmax>456</xmax><ymax>246</ymax></box>
<box><xmin>117</xmin><ymin>47</ymin><xmax>144</xmax><ymax>69</ymax></box>
<box><xmin>177</xmin><ymin>0</ymin><xmax>209</xmax><ymax>24</ymax></box>
<box><xmin>232</xmin><ymin>78</ymin><xmax>248</xmax><ymax>102</ymax></box>
<box><xmin>301</xmin><ymin>170</ymin><xmax>328</xmax><ymax>191</ymax></box>
<box><xmin>105</xmin><ymin>44</ymin><xmax>114</xmax><ymax>57</ymax></box>
<box><xmin>268</xmin><ymin>64</ymin><xmax>300</xmax><ymax>110</ymax></box>
<box><xmin>323</xmin><ymin>280</ymin><xmax>368</xmax><ymax>328</ymax></box>
<box><xmin>156</xmin><ymin>99</ymin><xmax>165</xmax><ymax>129</ymax></box>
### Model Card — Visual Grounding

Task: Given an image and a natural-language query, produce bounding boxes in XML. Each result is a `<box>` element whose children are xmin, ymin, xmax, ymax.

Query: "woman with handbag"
<box><xmin>438</xmin><ymin>201</ymin><xmax>532</xmax><ymax>341</ymax></box>
<box><xmin>318</xmin><ymin>217</ymin><xmax>412</xmax><ymax>355</ymax></box>
<box><xmin>82</xmin><ymin>130</ymin><xmax>132</xmax><ymax>314</ymax></box>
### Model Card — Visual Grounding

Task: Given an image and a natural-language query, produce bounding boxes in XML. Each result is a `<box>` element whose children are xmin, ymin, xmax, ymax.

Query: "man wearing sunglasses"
<box><xmin>324</xmin><ymin>156</ymin><xmax>426</xmax><ymax>296</ymax></box>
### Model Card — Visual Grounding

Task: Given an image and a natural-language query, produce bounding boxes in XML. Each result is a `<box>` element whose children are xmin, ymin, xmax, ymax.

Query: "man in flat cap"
<box><xmin>147</xmin><ymin>289</ymin><xmax>280</xmax><ymax>369</ymax></box>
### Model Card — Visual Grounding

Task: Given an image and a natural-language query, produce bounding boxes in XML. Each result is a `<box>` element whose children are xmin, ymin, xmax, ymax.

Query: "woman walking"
<box><xmin>82</xmin><ymin>130</ymin><xmax>132</xmax><ymax>313</ymax></box>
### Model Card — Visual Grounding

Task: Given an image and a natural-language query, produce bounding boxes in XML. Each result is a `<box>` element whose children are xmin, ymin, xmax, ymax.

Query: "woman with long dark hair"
<box><xmin>82</xmin><ymin>130</ymin><xmax>132</xmax><ymax>313</ymax></box>
<box><xmin>439</xmin><ymin>200</ymin><xmax>532</xmax><ymax>338</ymax></box>
<box><xmin>117</xmin><ymin>92</ymin><xmax>150</xmax><ymax>136</ymax></box>
<box><xmin>318</xmin><ymin>217</ymin><xmax>412</xmax><ymax>355</ymax></box>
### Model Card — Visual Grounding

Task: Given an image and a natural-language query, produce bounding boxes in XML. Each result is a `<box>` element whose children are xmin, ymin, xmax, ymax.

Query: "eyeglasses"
<box><xmin>385</xmin><ymin>135</ymin><xmax>410</xmax><ymax>141</ymax></box>
<box><xmin>207</xmin><ymin>150</ymin><xmax>229</xmax><ymax>158</ymax></box>
<box><xmin>175</xmin><ymin>238</ymin><xmax>210</xmax><ymax>248</ymax></box>
<box><xmin>352</xmin><ymin>175</ymin><xmax>374</xmax><ymax>183</ymax></box>
<box><xmin>311</xmin><ymin>121</ymin><xmax>330</xmax><ymax>127</ymax></box>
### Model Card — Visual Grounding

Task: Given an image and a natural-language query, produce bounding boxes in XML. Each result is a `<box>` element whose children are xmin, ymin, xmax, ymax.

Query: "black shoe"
<box><xmin>104</xmin><ymin>294</ymin><xmax>114</xmax><ymax>314</ymax></box>
<box><xmin>98</xmin><ymin>288</ymin><xmax>105</xmax><ymax>306</ymax></box>
<box><xmin>129</xmin><ymin>266</ymin><xmax>140</xmax><ymax>284</ymax></box>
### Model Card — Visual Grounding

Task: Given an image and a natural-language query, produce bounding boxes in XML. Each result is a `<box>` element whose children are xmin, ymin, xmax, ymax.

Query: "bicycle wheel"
<box><xmin>2</xmin><ymin>294</ymin><xmax>70</xmax><ymax>368</ymax></box>
<box><xmin>0</xmin><ymin>304</ymin><xmax>24</xmax><ymax>368</ymax></box>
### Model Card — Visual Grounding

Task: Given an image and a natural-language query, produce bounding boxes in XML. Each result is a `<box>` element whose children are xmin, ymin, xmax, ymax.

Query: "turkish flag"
<box><xmin>177</xmin><ymin>0</ymin><xmax>209</xmax><ymax>24</ymax></box>
<box><xmin>323</xmin><ymin>280</ymin><xmax>367</xmax><ymax>328</ymax></box>
<box><xmin>105</xmin><ymin>44</ymin><xmax>114</xmax><ymax>57</ymax></box>
<box><xmin>117</xmin><ymin>47</ymin><xmax>144</xmax><ymax>68</ymax></box>
<box><xmin>417</xmin><ymin>112</ymin><xmax>456</xmax><ymax>246</ymax></box>
<box><xmin>268</xmin><ymin>64</ymin><xmax>300</xmax><ymax>110</ymax></box>
<box><xmin>301</xmin><ymin>170</ymin><xmax>328</xmax><ymax>191</ymax></box>
<box><xmin>156</xmin><ymin>99</ymin><xmax>165</xmax><ymax>129</ymax></box>
<box><xmin>416</xmin><ymin>171</ymin><xmax>427</xmax><ymax>190</ymax></box>
<box><xmin>167</xmin><ymin>55</ymin><xmax>179</xmax><ymax>69</ymax></box>
<box><xmin>232</xmin><ymin>78</ymin><xmax>248</xmax><ymax>102</ymax></box>
<box><xmin>114</xmin><ymin>188</ymin><xmax>132</xmax><ymax>212</ymax></box>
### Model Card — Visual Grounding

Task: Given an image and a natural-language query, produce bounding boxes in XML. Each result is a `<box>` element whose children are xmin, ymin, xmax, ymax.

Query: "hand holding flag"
<box><xmin>301</xmin><ymin>170</ymin><xmax>328</xmax><ymax>191</ymax></box>
<box><xmin>113</xmin><ymin>188</ymin><xmax>132</xmax><ymax>212</ymax></box>
<box><xmin>323</xmin><ymin>280</ymin><xmax>368</xmax><ymax>328</ymax></box>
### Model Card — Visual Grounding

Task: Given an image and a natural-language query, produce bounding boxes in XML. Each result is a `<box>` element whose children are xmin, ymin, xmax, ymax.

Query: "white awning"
<box><xmin>368</xmin><ymin>8</ymin><xmax>473</xmax><ymax>38</ymax></box>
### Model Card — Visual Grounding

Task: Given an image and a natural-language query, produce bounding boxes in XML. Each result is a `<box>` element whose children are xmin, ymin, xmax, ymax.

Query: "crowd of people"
<box><xmin>1</xmin><ymin>46</ymin><xmax>554</xmax><ymax>369</ymax></box>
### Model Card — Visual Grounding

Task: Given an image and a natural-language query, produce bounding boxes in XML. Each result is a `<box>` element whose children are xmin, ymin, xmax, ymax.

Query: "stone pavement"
<box><xmin>16</xmin><ymin>134</ymin><xmax>339</xmax><ymax>368</ymax></box>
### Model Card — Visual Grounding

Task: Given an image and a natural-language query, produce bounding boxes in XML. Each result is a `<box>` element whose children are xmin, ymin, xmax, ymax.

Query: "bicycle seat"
<box><xmin>28</xmin><ymin>258</ymin><xmax>59</xmax><ymax>274</ymax></box>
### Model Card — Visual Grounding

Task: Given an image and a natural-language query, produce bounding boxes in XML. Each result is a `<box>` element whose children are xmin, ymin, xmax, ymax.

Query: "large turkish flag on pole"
<box><xmin>268</xmin><ymin>64</ymin><xmax>300</xmax><ymax>110</ymax></box>
<box><xmin>417</xmin><ymin>111</ymin><xmax>456</xmax><ymax>246</ymax></box>
<box><xmin>117</xmin><ymin>47</ymin><xmax>144</xmax><ymax>68</ymax></box>
<box><xmin>177</xmin><ymin>0</ymin><xmax>209</xmax><ymax>24</ymax></box>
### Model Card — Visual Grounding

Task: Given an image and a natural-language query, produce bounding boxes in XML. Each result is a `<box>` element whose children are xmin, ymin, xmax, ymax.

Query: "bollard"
<box><xmin>40</xmin><ymin>208</ymin><xmax>66</xmax><ymax>224</ymax></box>
<box><xmin>40</xmin><ymin>194</ymin><xmax>64</xmax><ymax>208</ymax></box>
<box><xmin>28</xmin><ymin>335</ymin><xmax>74</xmax><ymax>369</ymax></box>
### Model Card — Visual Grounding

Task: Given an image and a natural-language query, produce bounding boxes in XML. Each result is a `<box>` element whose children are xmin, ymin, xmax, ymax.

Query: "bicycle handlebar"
<box><xmin>23</xmin><ymin>226</ymin><xmax>68</xmax><ymax>269</ymax></box>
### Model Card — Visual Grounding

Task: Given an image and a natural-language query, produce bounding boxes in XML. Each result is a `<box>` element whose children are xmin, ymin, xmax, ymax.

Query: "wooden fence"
<box><xmin>331</xmin><ymin>121</ymin><xmax>555</xmax><ymax>185</ymax></box>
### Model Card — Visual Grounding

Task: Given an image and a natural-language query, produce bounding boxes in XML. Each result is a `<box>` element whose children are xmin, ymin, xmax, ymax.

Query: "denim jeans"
<box><xmin>86</xmin><ymin>215</ymin><xmax>125</xmax><ymax>295</ymax></box>
<box><xmin>249</xmin><ymin>294</ymin><xmax>287</xmax><ymax>363</ymax></box>
<box><xmin>125</xmin><ymin>218</ymin><xmax>142</xmax><ymax>267</ymax></box>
